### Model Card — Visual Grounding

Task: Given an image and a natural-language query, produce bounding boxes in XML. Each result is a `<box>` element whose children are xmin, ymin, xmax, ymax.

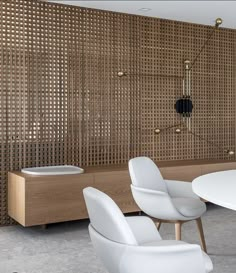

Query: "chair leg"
<box><xmin>196</xmin><ymin>217</ymin><xmax>207</xmax><ymax>253</ymax></box>
<box><xmin>156</xmin><ymin>221</ymin><xmax>162</xmax><ymax>231</ymax></box>
<box><xmin>175</xmin><ymin>222</ymin><xmax>182</xmax><ymax>240</ymax></box>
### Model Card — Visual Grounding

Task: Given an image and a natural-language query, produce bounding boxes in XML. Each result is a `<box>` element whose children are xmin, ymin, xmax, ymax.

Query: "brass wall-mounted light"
<box><xmin>189</xmin><ymin>18</ymin><xmax>223</xmax><ymax>70</ymax></box>
<box><xmin>119</xmin><ymin>18</ymin><xmax>231</xmax><ymax>158</ymax></box>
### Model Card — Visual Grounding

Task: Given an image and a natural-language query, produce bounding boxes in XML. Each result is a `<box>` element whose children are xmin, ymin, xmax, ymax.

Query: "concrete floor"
<box><xmin>0</xmin><ymin>203</ymin><xmax>236</xmax><ymax>273</ymax></box>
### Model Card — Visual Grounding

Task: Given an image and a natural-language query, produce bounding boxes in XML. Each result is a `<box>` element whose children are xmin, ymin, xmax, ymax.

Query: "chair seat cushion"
<box><xmin>172</xmin><ymin>197</ymin><xmax>206</xmax><ymax>218</ymax></box>
<box><xmin>142</xmin><ymin>240</ymin><xmax>213</xmax><ymax>273</ymax></box>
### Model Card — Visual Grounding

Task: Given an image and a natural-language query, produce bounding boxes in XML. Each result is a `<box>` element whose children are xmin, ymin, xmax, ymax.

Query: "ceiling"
<box><xmin>48</xmin><ymin>1</ymin><xmax>236</xmax><ymax>29</ymax></box>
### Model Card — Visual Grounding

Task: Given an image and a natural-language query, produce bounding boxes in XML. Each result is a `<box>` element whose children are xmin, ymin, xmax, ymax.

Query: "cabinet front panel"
<box><xmin>160</xmin><ymin>165</ymin><xmax>202</xmax><ymax>182</ymax></box>
<box><xmin>94</xmin><ymin>171</ymin><xmax>140</xmax><ymax>213</ymax></box>
<box><xmin>25</xmin><ymin>175</ymin><xmax>94</xmax><ymax>226</ymax></box>
<box><xmin>201</xmin><ymin>163</ymin><xmax>236</xmax><ymax>175</ymax></box>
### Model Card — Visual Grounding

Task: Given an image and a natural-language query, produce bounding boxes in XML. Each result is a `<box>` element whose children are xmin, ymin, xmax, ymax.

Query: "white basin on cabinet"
<box><xmin>21</xmin><ymin>165</ymin><xmax>84</xmax><ymax>176</ymax></box>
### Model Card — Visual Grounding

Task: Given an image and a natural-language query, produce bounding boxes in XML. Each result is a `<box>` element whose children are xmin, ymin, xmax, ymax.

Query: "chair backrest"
<box><xmin>83</xmin><ymin>187</ymin><xmax>137</xmax><ymax>245</ymax></box>
<box><xmin>129</xmin><ymin>156</ymin><xmax>167</xmax><ymax>192</ymax></box>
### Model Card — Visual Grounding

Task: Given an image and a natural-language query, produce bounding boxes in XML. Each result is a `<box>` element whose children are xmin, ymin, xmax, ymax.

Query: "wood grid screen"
<box><xmin>0</xmin><ymin>0</ymin><xmax>235</xmax><ymax>225</ymax></box>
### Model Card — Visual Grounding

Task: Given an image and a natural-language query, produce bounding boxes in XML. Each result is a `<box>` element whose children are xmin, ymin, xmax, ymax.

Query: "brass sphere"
<box><xmin>154</xmin><ymin>128</ymin><xmax>161</xmax><ymax>135</ymax></box>
<box><xmin>184</xmin><ymin>59</ymin><xmax>191</xmax><ymax>64</ymax></box>
<box><xmin>227</xmin><ymin>150</ymin><xmax>235</xmax><ymax>156</ymax></box>
<box><xmin>215</xmin><ymin>18</ymin><xmax>223</xmax><ymax>27</ymax></box>
<box><xmin>184</xmin><ymin>59</ymin><xmax>191</xmax><ymax>70</ymax></box>
<box><xmin>175</xmin><ymin>128</ymin><xmax>181</xmax><ymax>134</ymax></box>
<box><xmin>117</xmin><ymin>71</ymin><xmax>127</xmax><ymax>77</ymax></box>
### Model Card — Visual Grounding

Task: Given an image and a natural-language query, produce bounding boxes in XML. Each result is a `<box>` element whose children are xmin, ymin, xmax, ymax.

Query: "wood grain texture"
<box><xmin>201</xmin><ymin>162</ymin><xmax>236</xmax><ymax>175</ymax></box>
<box><xmin>8</xmin><ymin>160</ymin><xmax>236</xmax><ymax>226</ymax></box>
<box><xmin>93</xmin><ymin>171</ymin><xmax>139</xmax><ymax>213</ymax></box>
<box><xmin>8</xmin><ymin>172</ymin><xmax>26</xmax><ymax>225</ymax></box>
<box><xmin>196</xmin><ymin>217</ymin><xmax>207</xmax><ymax>253</ymax></box>
<box><xmin>25</xmin><ymin>174</ymin><xmax>93</xmax><ymax>226</ymax></box>
<box><xmin>1</xmin><ymin>0</ymin><xmax>236</xmax><ymax>225</ymax></box>
<box><xmin>8</xmin><ymin>170</ymin><xmax>139</xmax><ymax>226</ymax></box>
<box><xmin>160</xmin><ymin>165</ymin><xmax>201</xmax><ymax>182</ymax></box>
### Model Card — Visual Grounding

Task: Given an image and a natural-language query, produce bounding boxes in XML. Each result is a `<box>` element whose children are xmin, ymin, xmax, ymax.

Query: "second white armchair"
<box><xmin>83</xmin><ymin>187</ymin><xmax>213</xmax><ymax>273</ymax></box>
<box><xmin>129</xmin><ymin>156</ymin><xmax>207</xmax><ymax>252</ymax></box>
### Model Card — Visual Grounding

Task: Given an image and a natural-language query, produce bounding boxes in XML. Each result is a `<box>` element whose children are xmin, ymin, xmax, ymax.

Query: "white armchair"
<box><xmin>83</xmin><ymin>187</ymin><xmax>213</xmax><ymax>273</ymax></box>
<box><xmin>129</xmin><ymin>156</ymin><xmax>207</xmax><ymax>251</ymax></box>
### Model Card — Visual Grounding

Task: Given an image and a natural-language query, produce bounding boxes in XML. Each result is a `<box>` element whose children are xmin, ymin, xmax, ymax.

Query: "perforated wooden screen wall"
<box><xmin>0</xmin><ymin>0</ymin><xmax>236</xmax><ymax>225</ymax></box>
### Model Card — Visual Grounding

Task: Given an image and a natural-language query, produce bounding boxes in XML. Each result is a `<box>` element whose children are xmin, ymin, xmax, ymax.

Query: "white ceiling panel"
<box><xmin>47</xmin><ymin>1</ymin><xmax>236</xmax><ymax>29</ymax></box>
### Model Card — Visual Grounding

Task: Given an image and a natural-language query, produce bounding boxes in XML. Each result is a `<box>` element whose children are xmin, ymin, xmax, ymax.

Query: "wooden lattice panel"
<box><xmin>0</xmin><ymin>0</ymin><xmax>235</xmax><ymax>225</ymax></box>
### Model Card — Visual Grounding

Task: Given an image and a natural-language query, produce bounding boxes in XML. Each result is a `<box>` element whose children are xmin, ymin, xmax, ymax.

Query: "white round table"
<box><xmin>192</xmin><ymin>170</ymin><xmax>236</xmax><ymax>210</ymax></box>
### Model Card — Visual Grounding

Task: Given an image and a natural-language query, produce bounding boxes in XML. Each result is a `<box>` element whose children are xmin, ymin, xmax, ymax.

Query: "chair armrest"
<box><xmin>121</xmin><ymin>244</ymin><xmax>209</xmax><ymax>273</ymax></box>
<box><xmin>125</xmin><ymin>216</ymin><xmax>162</xmax><ymax>244</ymax></box>
<box><xmin>131</xmin><ymin>185</ymin><xmax>186</xmax><ymax>221</ymax></box>
<box><xmin>165</xmin><ymin>179</ymin><xmax>200</xmax><ymax>199</ymax></box>
<box><xmin>89</xmin><ymin>225</ymin><xmax>213</xmax><ymax>273</ymax></box>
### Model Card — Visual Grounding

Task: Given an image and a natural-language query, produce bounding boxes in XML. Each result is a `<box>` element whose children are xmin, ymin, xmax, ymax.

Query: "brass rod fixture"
<box><xmin>154</xmin><ymin>122</ymin><xmax>234</xmax><ymax>156</ymax></box>
<box><xmin>154</xmin><ymin>123</ymin><xmax>183</xmax><ymax>135</ymax></box>
<box><xmin>187</xmin><ymin>128</ymin><xmax>234</xmax><ymax>156</ymax></box>
<box><xmin>119</xmin><ymin>17</ymin><xmax>232</xmax><ymax>156</ymax></box>
<box><xmin>118</xmin><ymin>19</ymin><xmax>223</xmax><ymax>78</ymax></box>
<box><xmin>175</xmin><ymin>60</ymin><xmax>193</xmax><ymax>120</ymax></box>
<box><xmin>189</xmin><ymin>18</ymin><xmax>223</xmax><ymax>70</ymax></box>
<box><xmin>117</xmin><ymin>72</ymin><xmax>183</xmax><ymax>79</ymax></box>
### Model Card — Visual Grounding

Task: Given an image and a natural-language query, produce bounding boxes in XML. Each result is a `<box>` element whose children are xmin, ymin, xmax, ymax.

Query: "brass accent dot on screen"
<box><xmin>227</xmin><ymin>150</ymin><xmax>235</xmax><ymax>156</ymax></box>
<box><xmin>215</xmin><ymin>18</ymin><xmax>223</xmax><ymax>27</ymax></box>
<box><xmin>184</xmin><ymin>59</ymin><xmax>191</xmax><ymax>70</ymax></box>
<box><xmin>175</xmin><ymin>128</ymin><xmax>181</xmax><ymax>134</ymax></box>
<box><xmin>154</xmin><ymin>128</ymin><xmax>161</xmax><ymax>134</ymax></box>
<box><xmin>117</xmin><ymin>71</ymin><xmax>127</xmax><ymax>77</ymax></box>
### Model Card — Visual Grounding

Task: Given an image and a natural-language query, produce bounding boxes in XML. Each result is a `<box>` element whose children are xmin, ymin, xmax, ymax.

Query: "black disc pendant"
<box><xmin>175</xmin><ymin>96</ymin><xmax>193</xmax><ymax>117</ymax></box>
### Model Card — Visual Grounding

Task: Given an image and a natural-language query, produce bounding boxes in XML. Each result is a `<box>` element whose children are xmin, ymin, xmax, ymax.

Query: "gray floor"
<box><xmin>0</xmin><ymin>204</ymin><xmax>236</xmax><ymax>273</ymax></box>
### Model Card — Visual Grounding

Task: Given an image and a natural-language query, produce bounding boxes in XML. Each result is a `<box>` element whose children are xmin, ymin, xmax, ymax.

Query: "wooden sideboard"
<box><xmin>8</xmin><ymin>160</ymin><xmax>236</xmax><ymax>227</ymax></box>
